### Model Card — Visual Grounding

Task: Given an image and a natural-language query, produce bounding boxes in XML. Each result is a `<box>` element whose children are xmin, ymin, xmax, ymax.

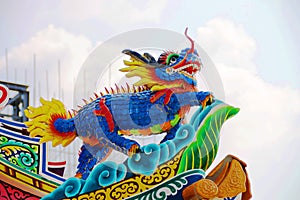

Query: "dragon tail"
<box><xmin>24</xmin><ymin>98</ymin><xmax>77</xmax><ymax>147</ymax></box>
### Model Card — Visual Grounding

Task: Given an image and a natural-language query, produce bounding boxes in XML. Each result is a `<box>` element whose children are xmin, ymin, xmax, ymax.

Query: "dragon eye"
<box><xmin>166</xmin><ymin>54</ymin><xmax>179</xmax><ymax>65</ymax></box>
<box><xmin>170</xmin><ymin>57</ymin><xmax>177</xmax><ymax>64</ymax></box>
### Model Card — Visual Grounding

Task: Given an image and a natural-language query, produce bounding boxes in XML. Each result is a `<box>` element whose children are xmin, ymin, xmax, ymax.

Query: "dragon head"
<box><xmin>120</xmin><ymin>28</ymin><xmax>202</xmax><ymax>92</ymax></box>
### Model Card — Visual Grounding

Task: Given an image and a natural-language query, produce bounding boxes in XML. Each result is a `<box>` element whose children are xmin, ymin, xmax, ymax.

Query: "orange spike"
<box><xmin>94</xmin><ymin>92</ymin><xmax>99</xmax><ymax>98</ymax></box>
<box><xmin>121</xmin><ymin>86</ymin><xmax>126</xmax><ymax>93</ymax></box>
<box><xmin>77</xmin><ymin>105</ymin><xmax>83</xmax><ymax>109</ymax></box>
<box><xmin>72</xmin><ymin>109</ymin><xmax>78</xmax><ymax>115</ymax></box>
<box><xmin>105</xmin><ymin>87</ymin><xmax>110</xmax><ymax>94</ymax></box>
<box><xmin>110</xmin><ymin>87</ymin><xmax>115</xmax><ymax>94</ymax></box>
<box><xmin>82</xmin><ymin>99</ymin><xmax>89</xmax><ymax>104</ymax></box>
<box><xmin>115</xmin><ymin>84</ymin><xmax>120</xmax><ymax>93</ymax></box>
<box><xmin>90</xmin><ymin>97</ymin><xmax>94</xmax><ymax>101</ymax></box>
<box><xmin>68</xmin><ymin>110</ymin><xmax>73</xmax><ymax>118</ymax></box>
<box><xmin>132</xmin><ymin>86</ymin><xmax>136</xmax><ymax>93</ymax></box>
<box><xmin>126</xmin><ymin>83</ymin><xmax>130</xmax><ymax>92</ymax></box>
<box><xmin>100</xmin><ymin>92</ymin><xmax>104</xmax><ymax>96</ymax></box>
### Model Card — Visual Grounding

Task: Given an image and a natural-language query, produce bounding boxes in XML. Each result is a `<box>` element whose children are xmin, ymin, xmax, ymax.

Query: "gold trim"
<box><xmin>0</xmin><ymin>159</ymin><xmax>58</xmax><ymax>197</ymax></box>
<box><xmin>65</xmin><ymin>150</ymin><xmax>184</xmax><ymax>200</ymax></box>
<box><xmin>182</xmin><ymin>155</ymin><xmax>252</xmax><ymax>200</ymax></box>
<box><xmin>217</xmin><ymin>159</ymin><xmax>246</xmax><ymax>198</ymax></box>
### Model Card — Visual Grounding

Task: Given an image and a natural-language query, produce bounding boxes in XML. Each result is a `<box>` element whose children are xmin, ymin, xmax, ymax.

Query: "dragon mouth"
<box><xmin>167</xmin><ymin>63</ymin><xmax>201</xmax><ymax>78</ymax></box>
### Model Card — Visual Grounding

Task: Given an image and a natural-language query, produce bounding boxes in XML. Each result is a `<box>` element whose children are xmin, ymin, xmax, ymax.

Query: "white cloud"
<box><xmin>197</xmin><ymin>18</ymin><xmax>257</xmax><ymax>72</ymax></box>
<box><xmin>60</xmin><ymin>0</ymin><xmax>168</xmax><ymax>26</ymax></box>
<box><xmin>1</xmin><ymin>25</ymin><xmax>93</xmax><ymax>177</ymax></box>
<box><xmin>197</xmin><ymin>18</ymin><xmax>300</xmax><ymax>199</ymax></box>
<box><xmin>3</xmin><ymin>25</ymin><xmax>93</xmax><ymax>108</ymax></box>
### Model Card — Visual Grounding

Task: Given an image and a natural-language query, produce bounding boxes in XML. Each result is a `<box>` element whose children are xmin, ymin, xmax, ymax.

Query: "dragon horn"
<box><xmin>185</xmin><ymin>27</ymin><xmax>195</xmax><ymax>53</ymax></box>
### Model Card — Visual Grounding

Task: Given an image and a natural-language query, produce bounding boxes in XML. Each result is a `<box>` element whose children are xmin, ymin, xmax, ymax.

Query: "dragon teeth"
<box><xmin>173</xmin><ymin>64</ymin><xmax>199</xmax><ymax>75</ymax></box>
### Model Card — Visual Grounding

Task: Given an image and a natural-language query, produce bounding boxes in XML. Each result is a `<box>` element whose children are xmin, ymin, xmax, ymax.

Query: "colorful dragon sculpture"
<box><xmin>24</xmin><ymin>29</ymin><xmax>213</xmax><ymax>179</ymax></box>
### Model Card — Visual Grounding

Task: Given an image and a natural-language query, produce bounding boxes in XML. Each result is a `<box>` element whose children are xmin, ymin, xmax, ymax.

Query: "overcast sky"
<box><xmin>0</xmin><ymin>1</ymin><xmax>299</xmax><ymax>199</ymax></box>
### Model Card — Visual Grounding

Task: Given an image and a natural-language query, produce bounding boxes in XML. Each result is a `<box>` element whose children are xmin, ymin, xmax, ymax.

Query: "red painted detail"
<box><xmin>0</xmin><ymin>180</ymin><xmax>40</xmax><ymax>199</ymax></box>
<box><xmin>0</xmin><ymin>85</ymin><xmax>8</xmax><ymax>104</ymax></box>
<box><xmin>94</xmin><ymin>98</ymin><xmax>114</xmax><ymax>132</ymax></box>
<box><xmin>164</xmin><ymin>89</ymin><xmax>174</xmax><ymax>105</ymax></box>
<box><xmin>150</xmin><ymin>89</ymin><xmax>174</xmax><ymax>105</ymax></box>
<box><xmin>48</xmin><ymin>161</ymin><xmax>67</xmax><ymax>166</ymax></box>
<box><xmin>170</xmin><ymin>57</ymin><xmax>187</xmax><ymax>70</ymax></box>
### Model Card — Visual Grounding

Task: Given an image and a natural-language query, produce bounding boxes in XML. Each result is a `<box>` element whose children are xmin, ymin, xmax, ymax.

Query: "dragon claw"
<box><xmin>75</xmin><ymin>172</ymin><xmax>82</xmax><ymax>179</ymax></box>
<box><xmin>201</xmin><ymin>94</ymin><xmax>214</xmax><ymax>108</ymax></box>
<box><xmin>128</xmin><ymin>144</ymin><xmax>140</xmax><ymax>157</ymax></box>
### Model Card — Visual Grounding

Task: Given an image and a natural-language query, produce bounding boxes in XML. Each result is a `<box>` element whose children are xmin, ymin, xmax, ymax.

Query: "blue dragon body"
<box><xmin>25</xmin><ymin>29</ymin><xmax>213</xmax><ymax>179</ymax></box>
<box><xmin>55</xmin><ymin>90</ymin><xmax>211</xmax><ymax>153</ymax></box>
